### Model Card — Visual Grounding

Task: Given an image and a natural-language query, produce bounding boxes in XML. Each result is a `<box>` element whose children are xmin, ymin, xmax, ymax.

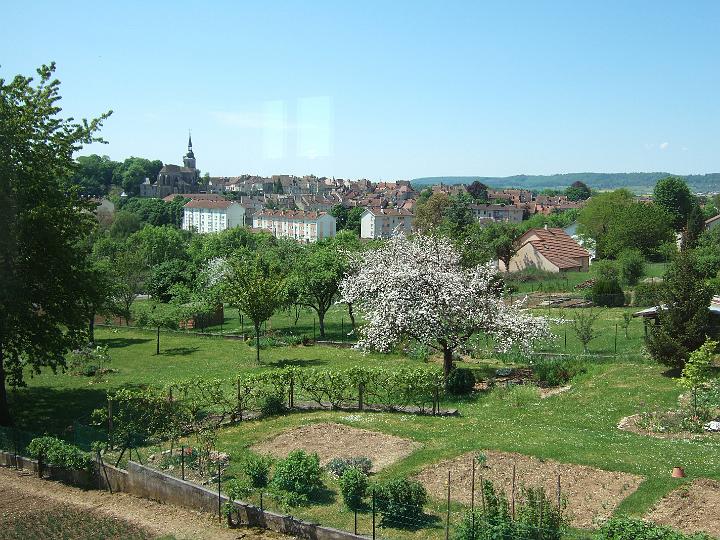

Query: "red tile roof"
<box><xmin>184</xmin><ymin>199</ymin><xmax>234</xmax><ymax>209</ymax></box>
<box><xmin>520</xmin><ymin>228</ymin><xmax>590</xmax><ymax>269</ymax></box>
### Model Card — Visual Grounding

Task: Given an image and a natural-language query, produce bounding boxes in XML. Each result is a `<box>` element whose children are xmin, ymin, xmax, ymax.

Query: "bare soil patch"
<box><xmin>0</xmin><ymin>466</ymin><xmax>285</xmax><ymax>540</ymax></box>
<box><xmin>646</xmin><ymin>478</ymin><xmax>720</xmax><ymax>538</ymax></box>
<box><xmin>539</xmin><ymin>385</ymin><xmax>572</xmax><ymax>399</ymax></box>
<box><xmin>251</xmin><ymin>422</ymin><xmax>420</xmax><ymax>472</ymax></box>
<box><xmin>618</xmin><ymin>414</ymin><xmax>716</xmax><ymax>440</ymax></box>
<box><xmin>415</xmin><ymin>450</ymin><xmax>642</xmax><ymax>529</ymax></box>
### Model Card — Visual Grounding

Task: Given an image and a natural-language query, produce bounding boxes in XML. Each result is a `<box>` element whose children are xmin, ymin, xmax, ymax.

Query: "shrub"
<box><xmin>496</xmin><ymin>384</ymin><xmax>539</xmax><ymax>408</ymax></box>
<box><xmin>599</xmin><ymin>516</ymin><xmax>713</xmax><ymax>540</ymax></box>
<box><xmin>259</xmin><ymin>393</ymin><xmax>286</xmax><ymax>416</ymax></box>
<box><xmin>446</xmin><ymin>368</ymin><xmax>476</xmax><ymax>394</ymax></box>
<box><xmin>339</xmin><ymin>467</ymin><xmax>368</xmax><ymax>510</ymax></box>
<box><xmin>617</xmin><ymin>249</ymin><xmax>646</xmax><ymax>286</ymax></box>
<box><xmin>531</xmin><ymin>357</ymin><xmax>585</xmax><ymax>386</ymax></box>
<box><xmin>241</xmin><ymin>454</ymin><xmax>273</xmax><ymax>488</ymax></box>
<box><xmin>326</xmin><ymin>456</ymin><xmax>373</xmax><ymax>477</ymax></box>
<box><xmin>223</xmin><ymin>478</ymin><xmax>253</xmax><ymax>516</ymax></box>
<box><xmin>374</xmin><ymin>478</ymin><xmax>428</xmax><ymax>527</ymax></box>
<box><xmin>633</xmin><ymin>281</ymin><xmax>663</xmax><ymax>307</ymax></box>
<box><xmin>590</xmin><ymin>278</ymin><xmax>625</xmax><ymax>307</ymax></box>
<box><xmin>270</xmin><ymin>450</ymin><xmax>323</xmax><ymax>504</ymax></box>
<box><xmin>27</xmin><ymin>436</ymin><xmax>93</xmax><ymax>471</ymax></box>
<box><xmin>592</xmin><ymin>260</ymin><xmax>620</xmax><ymax>281</ymax></box>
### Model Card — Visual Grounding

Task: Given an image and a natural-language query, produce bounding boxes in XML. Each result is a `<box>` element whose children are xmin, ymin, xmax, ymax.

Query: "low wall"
<box><xmin>1</xmin><ymin>450</ymin><xmax>365</xmax><ymax>540</ymax></box>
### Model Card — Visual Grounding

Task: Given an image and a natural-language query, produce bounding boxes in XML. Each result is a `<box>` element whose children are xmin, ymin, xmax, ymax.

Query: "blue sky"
<box><xmin>3</xmin><ymin>1</ymin><xmax>719</xmax><ymax>179</ymax></box>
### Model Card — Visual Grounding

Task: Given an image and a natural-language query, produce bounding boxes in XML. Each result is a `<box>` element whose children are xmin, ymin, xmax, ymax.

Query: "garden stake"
<box><xmin>446</xmin><ymin>470</ymin><xmax>451</xmax><ymax>540</ymax></box>
<box><xmin>108</xmin><ymin>399</ymin><xmax>114</xmax><ymax>450</ymax></box>
<box><xmin>511</xmin><ymin>464</ymin><xmax>516</xmax><ymax>520</ymax></box>
<box><xmin>480</xmin><ymin>474</ymin><xmax>486</xmax><ymax>513</ymax></box>
<box><xmin>471</xmin><ymin>458</ymin><xmax>476</xmax><ymax>540</ymax></box>
<box><xmin>556</xmin><ymin>474</ymin><xmax>561</xmax><ymax>510</ymax></box>
<box><xmin>135</xmin><ymin>447</ymin><xmax>144</xmax><ymax>465</ymax></box>
<box><xmin>217</xmin><ymin>460</ymin><xmax>222</xmax><ymax>522</ymax></box>
<box><xmin>341</xmin><ymin>318</ymin><xmax>344</xmax><ymax>342</ymax></box>
<box><xmin>181</xmin><ymin>445</ymin><xmax>185</xmax><ymax>481</ymax></box>
<box><xmin>354</xmin><ymin>509</ymin><xmax>358</xmax><ymax>535</ymax></box>
<box><xmin>372</xmin><ymin>488</ymin><xmax>376</xmax><ymax>540</ymax></box>
<box><xmin>614</xmin><ymin>323</ymin><xmax>618</xmax><ymax>354</ymax></box>
<box><xmin>98</xmin><ymin>450</ymin><xmax>113</xmax><ymax>494</ymax></box>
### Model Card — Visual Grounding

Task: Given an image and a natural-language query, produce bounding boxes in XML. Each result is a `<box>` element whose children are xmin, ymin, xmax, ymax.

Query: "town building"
<box><xmin>468</xmin><ymin>203</ymin><xmax>524</xmax><ymax>223</ymax></box>
<box><xmin>252</xmin><ymin>210</ymin><xmax>336</xmax><ymax>242</ymax></box>
<box><xmin>360</xmin><ymin>208</ymin><xmax>414</xmax><ymax>239</ymax></box>
<box><xmin>499</xmin><ymin>227</ymin><xmax>590</xmax><ymax>273</ymax></box>
<box><xmin>141</xmin><ymin>135</ymin><xmax>200</xmax><ymax>197</ymax></box>
<box><xmin>705</xmin><ymin>214</ymin><xmax>720</xmax><ymax>232</ymax></box>
<box><xmin>182</xmin><ymin>199</ymin><xmax>246</xmax><ymax>234</ymax></box>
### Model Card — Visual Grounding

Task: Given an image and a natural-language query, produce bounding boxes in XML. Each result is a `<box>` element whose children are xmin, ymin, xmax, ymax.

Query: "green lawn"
<box><xmin>7</xmin><ymin>320</ymin><xmax>720</xmax><ymax>540</ymax></box>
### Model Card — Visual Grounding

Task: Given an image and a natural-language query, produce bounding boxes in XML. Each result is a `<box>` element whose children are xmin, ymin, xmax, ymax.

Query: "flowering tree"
<box><xmin>339</xmin><ymin>234</ymin><xmax>550</xmax><ymax>377</ymax></box>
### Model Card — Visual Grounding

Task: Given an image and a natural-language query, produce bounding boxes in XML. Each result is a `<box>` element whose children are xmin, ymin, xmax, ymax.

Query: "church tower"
<box><xmin>183</xmin><ymin>132</ymin><xmax>196</xmax><ymax>170</ymax></box>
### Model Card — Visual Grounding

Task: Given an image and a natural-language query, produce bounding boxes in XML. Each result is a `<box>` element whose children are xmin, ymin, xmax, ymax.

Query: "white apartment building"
<box><xmin>252</xmin><ymin>210</ymin><xmax>336</xmax><ymax>242</ymax></box>
<box><xmin>182</xmin><ymin>199</ymin><xmax>246</xmax><ymax>234</ymax></box>
<box><xmin>468</xmin><ymin>203</ymin><xmax>524</xmax><ymax>223</ymax></box>
<box><xmin>360</xmin><ymin>208</ymin><xmax>414</xmax><ymax>239</ymax></box>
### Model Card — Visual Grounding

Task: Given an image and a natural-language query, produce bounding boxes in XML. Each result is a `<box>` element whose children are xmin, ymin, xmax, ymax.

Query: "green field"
<box><xmin>6</xmin><ymin>312</ymin><xmax>720</xmax><ymax>539</ymax></box>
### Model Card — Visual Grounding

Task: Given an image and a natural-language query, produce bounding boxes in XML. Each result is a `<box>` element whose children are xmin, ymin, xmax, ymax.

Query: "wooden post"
<box><xmin>181</xmin><ymin>445</ymin><xmax>185</xmax><ymax>481</ymax></box>
<box><xmin>556</xmin><ymin>473</ymin><xmax>561</xmax><ymax>510</ymax></box>
<box><xmin>289</xmin><ymin>377</ymin><xmax>294</xmax><ymax>408</ymax></box>
<box><xmin>446</xmin><ymin>470</ymin><xmax>451</xmax><ymax>540</ymax></box>
<box><xmin>217</xmin><ymin>460</ymin><xmax>222</xmax><ymax>522</ymax></box>
<box><xmin>108</xmin><ymin>399</ymin><xmax>114</xmax><ymax>451</ymax></box>
<box><xmin>237</xmin><ymin>379</ymin><xmax>242</xmax><ymax>421</ymax></box>
<box><xmin>480</xmin><ymin>473</ymin><xmax>486</xmax><ymax>513</ymax></box>
<box><xmin>614</xmin><ymin>323</ymin><xmax>618</xmax><ymax>354</ymax></box>
<box><xmin>471</xmin><ymin>458</ymin><xmax>476</xmax><ymax>540</ymax></box>
<box><xmin>511</xmin><ymin>464</ymin><xmax>516</xmax><ymax>520</ymax></box>
<box><xmin>372</xmin><ymin>488</ymin><xmax>376</xmax><ymax>540</ymax></box>
<box><xmin>354</xmin><ymin>509</ymin><xmax>358</xmax><ymax>535</ymax></box>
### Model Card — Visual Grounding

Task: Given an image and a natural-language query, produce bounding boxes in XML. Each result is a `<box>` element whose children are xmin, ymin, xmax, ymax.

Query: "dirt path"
<box><xmin>0</xmin><ymin>467</ymin><xmax>287</xmax><ymax>540</ymax></box>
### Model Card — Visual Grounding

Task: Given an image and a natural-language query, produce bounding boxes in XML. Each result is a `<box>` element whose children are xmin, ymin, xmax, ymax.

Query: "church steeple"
<box><xmin>183</xmin><ymin>130</ymin><xmax>196</xmax><ymax>169</ymax></box>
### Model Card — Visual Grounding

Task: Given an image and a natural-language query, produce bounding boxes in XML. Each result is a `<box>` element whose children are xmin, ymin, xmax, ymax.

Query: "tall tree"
<box><xmin>576</xmin><ymin>189</ymin><xmax>633</xmax><ymax>257</ymax></box>
<box><xmin>682</xmin><ymin>203</ymin><xmax>705</xmax><ymax>251</ymax></box>
<box><xmin>290</xmin><ymin>242</ymin><xmax>346</xmax><ymax>339</ymax></box>
<box><xmin>653</xmin><ymin>176</ymin><xmax>694</xmax><ymax>231</ymax></box>
<box><xmin>414</xmin><ymin>192</ymin><xmax>451</xmax><ymax>232</ymax></box>
<box><xmin>340</xmin><ymin>234</ymin><xmax>549</xmax><ymax>378</ymax></box>
<box><xmin>466</xmin><ymin>180</ymin><xmax>489</xmax><ymax>201</ymax></box>
<box><xmin>645</xmin><ymin>253</ymin><xmax>712</xmax><ymax>370</ymax></box>
<box><xmin>565</xmin><ymin>181</ymin><xmax>591</xmax><ymax>201</ymax></box>
<box><xmin>224</xmin><ymin>253</ymin><xmax>286</xmax><ymax>364</ymax></box>
<box><xmin>0</xmin><ymin>64</ymin><xmax>110</xmax><ymax>426</ymax></box>
<box><xmin>601</xmin><ymin>202</ymin><xmax>674</xmax><ymax>259</ymax></box>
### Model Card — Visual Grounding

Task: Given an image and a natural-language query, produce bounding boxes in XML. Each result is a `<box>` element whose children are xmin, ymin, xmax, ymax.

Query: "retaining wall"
<box><xmin>1</xmin><ymin>450</ymin><xmax>365</xmax><ymax>540</ymax></box>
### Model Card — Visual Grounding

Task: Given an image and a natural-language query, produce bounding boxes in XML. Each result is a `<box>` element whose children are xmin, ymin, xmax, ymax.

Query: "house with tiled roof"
<box><xmin>182</xmin><ymin>199</ymin><xmax>245</xmax><ymax>234</ymax></box>
<box><xmin>360</xmin><ymin>207</ymin><xmax>414</xmax><ymax>239</ymax></box>
<box><xmin>252</xmin><ymin>210</ymin><xmax>336</xmax><ymax>242</ymax></box>
<box><xmin>705</xmin><ymin>213</ymin><xmax>720</xmax><ymax>232</ymax></box>
<box><xmin>499</xmin><ymin>227</ymin><xmax>590</xmax><ymax>273</ymax></box>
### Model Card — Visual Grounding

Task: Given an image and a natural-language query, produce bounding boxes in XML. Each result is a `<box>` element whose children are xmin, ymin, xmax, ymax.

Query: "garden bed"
<box><xmin>415</xmin><ymin>450</ymin><xmax>643</xmax><ymax>529</ymax></box>
<box><xmin>251</xmin><ymin>422</ymin><xmax>420</xmax><ymax>472</ymax></box>
<box><xmin>645</xmin><ymin>478</ymin><xmax>720</xmax><ymax>538</ymax></box>
<box><xmin>618</xmin><ymin>414</ymin><xmax>718</xmax><ymax>440</ymax></box>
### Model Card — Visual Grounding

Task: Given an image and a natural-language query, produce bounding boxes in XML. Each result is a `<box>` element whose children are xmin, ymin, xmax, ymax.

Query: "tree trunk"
<box><xmin>0</xmin><ymin>348</ymin><xmax>12</xmax><ymax>427</ymax></box>
<box><xmin>443</xmin><ymin>347</ymin><xmax>454</xmax><ymax>379</ymax></box>
<box><xmin>88</xmin><ymin>311</ymin><xmax>95</xmax><ymax>343</ymax></box>
<box><xmin>318</xmin><ymin>311</ymin><xmax>326</xmax><ymax>339</ymax></box>
<box><xmin>254</xmin><ymin>322</ymin><xmax>261</xmax><ymax>365</ymax></box>
<box><xmin>156</xmin><ymin>326</ymin><xmax>160</xmax><ymax>355</ymax></box>
<box><xmin>347</xmin><ymin>303</ymin><xmax>356</xmax><ymax>331</ymax></box>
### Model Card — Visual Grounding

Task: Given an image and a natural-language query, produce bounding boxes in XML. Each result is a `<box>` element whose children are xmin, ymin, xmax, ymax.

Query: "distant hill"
<box><xmin>411</xmin><ymin>173</ymin><xmax>720</xmax><ymax>193</ymax></box>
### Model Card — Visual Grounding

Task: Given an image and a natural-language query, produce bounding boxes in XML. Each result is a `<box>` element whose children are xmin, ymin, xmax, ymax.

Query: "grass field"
<box><xmin>6</xmin><ymin>312</ymin><xmax>720</xmax><ymax>539</ymax></box>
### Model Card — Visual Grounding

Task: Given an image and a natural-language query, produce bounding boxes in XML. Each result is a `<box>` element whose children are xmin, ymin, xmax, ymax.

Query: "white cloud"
<box><xmin>659</xmin><ymin>142</ymin><xmax>670</xmax><ymax>150</ymax></box>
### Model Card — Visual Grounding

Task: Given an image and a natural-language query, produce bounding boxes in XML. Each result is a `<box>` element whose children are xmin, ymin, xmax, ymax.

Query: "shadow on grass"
<box><xmin>267</xmin><ymin>358</ymin><xmax>327</xmax><ymax>368</ymax></box>
<box><xmin>379</xmin><ymin>512</ymin><xmax>442</xmax><ymax>532</ymax></box>
<box><xmin>661</xmin><ymin>367</ymin><xmax>682</xmax><ymax>378</ymax></box>
<box><xmin>98</xmin><ymin>337</ymin><xmax>153</xmax><ymax>349</ymax></box>
<box><xmin>161</xmin><ymin>347</ymin><xmax>200</xmax><ymax>356</ymax></box>
<box><xmin>310</xmin><ymin>486</ymin><xmax>337</xmax><ymax>506</ymax></box>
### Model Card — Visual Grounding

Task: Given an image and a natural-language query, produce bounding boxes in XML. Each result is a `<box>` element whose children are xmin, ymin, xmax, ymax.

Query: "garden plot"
<box><xmin>251</xmin><ymin>422</ymin><xmax>420</xmax><ymax>472</ymax></box>
<box><xmin>415</xmin><ymin>450</ymin><xmax>643</xmax><ymax>529</ymax></box>
<box><xmin>645</xmin><ymin>478</ymin><xmax>720</xmax><ymax>538</ymax></box>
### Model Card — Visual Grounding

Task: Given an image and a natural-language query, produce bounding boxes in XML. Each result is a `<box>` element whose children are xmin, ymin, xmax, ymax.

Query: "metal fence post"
<box><xmin>372</xmin><ymin>488</ymin><xmax>376</xmax><ymax>540</ymax></box>
<box><xmin>217</xmin><ymin>460</ymin><xmax>222</xmax><ymax>522</ymax></box>
<box><xmin>614</xmin><ymin>323</ymin><xmax>618</xmax><ymax>354</ymax></box>
<box><xmin>181</xmin><ymin>445</ymin><xmax>185</xmax><ymax>481</ymax></box>
<box><xmin>471</xmin><ymin>458</ymin><xmax>476</xmax><ymax>540</ymax></box>
<box><xmin>354</xmin><ymin>508</ymin><xmax>358</xmax><ymax>535</ymax></box>
<box><xmin>446</xmin><ymin>470</ymin><xmax>451</xmax><ymax>540</ymax></box>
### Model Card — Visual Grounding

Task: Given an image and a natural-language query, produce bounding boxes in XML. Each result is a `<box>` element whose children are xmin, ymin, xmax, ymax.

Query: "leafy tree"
<box><xmin>224</xmin><ymin>253</ymin><xmax>287</xmax><ymax>364</ymax></box>
<box><xmin>616</xmin><ymin>249</ymin><xmax>645</xmax><ymax>286</ymax></box>
<box><xmin>565</xmin><ymin>180</ymin><xmax>591</xmax><ymax>201</ymax></box>
<box><xmin>112</xmin><ymin>248</ymin><xmax>149</xmax><ymax>324</ymax></box>
<box><xmin>466</xmin><ymin>180</ymin><xmax>489</xmax><ymax>201</ymax></box>
<box><xmin>132</xmin><ymin>301</ymin><xmax>188</xmax><ymax>355</ymax></box>
<box><xmin>339</xmin><ymin>467</ymin><xmax>368</xmax><ymax>510</ymax></box>
<box><xmin>108</xmin><ymin>210</ymin><xmax>142</xmax><ymax>238</ymax></box>
<box><xmin>653</xmin><ymin>176</ymin><xmax>694</xmax><ymax>230</ymax></box>
<box><xmin>590</xmin><ymin>278</ymin><xmax>625</xmax><ymax>307</ymax></box>
<box><xmin>414</xmin><ymin>192</ymin><xmax>451</xmax><ymax>232</ymax></box>
<box><xmin>340</xmin><ymin>234</ymin><xmax>550</xmax><ymax>377</ymax></box>
<box><xmin>577</xmin><ymin>189</ymin><xmax>633</xmax><ymax>256</ymax></box>
<box><xmin>440</xmin><ymin>194</ymin><xmax>475</xmax><ymax>236</ymax></box>
<box><xmin>570</xmin><ymin>309</ymin><xmax>602</xmax><ymax>353</ymax></box>
<box><xmin>646</xmin><ymin>253</ymin><xmax>712</xmax><ymax>370</ymax></box>
<box><xmin>694</xmin><ymin>227</ymin><xmax>720</xmax><ymax>279</ymax></box>
<box><xmin>117</xmin><ymin>157</ymin><xmax>163</xmax><ymax>196</ymax></box>
<box><xmin>681</xmin><ymin>338</ymin><xmax>718</xmax><ymax>416</ymax></box>
<box><xmin>290</xmin><ymin>242</ymin><xmax>346</xmax><ymax>339</ymax></box>
<box><xmin>0</xmin><ymin>63</ymin><xmax>110</xmax><ymax>426</ymax></box>
<box><xmin>121</xmin><ymin>196</ymin><xmax>188</xmax><ymax>228</ymax></box>
<box><xmin>73</xmin><ymin>154</ymin><xmax>119</xmax><ymax>196</ymax></box>
<box><xmin>345</xmin><ymin>206</ymin><xmax>364</xmax><ymax>235</ymax></box>
<box><xmin>479</xmin><ymin>222</ymin><xmax>523</xmax><ymax>272</ymax></box>
<box><xmin>147</xmin><ymin>259</ymin><xmax>193</xmax><ymax>302</ymax></box>
<box><xmin>683</xmin><ymin>203</ymin><xmax>705</xmax><ymax>251</ymax></box>
<box><xmin>330</xmin><ymin>204</ymin><xmax>348</xmax><ymax>229</ymax></box>
<box><xmin>127</xmin><ymin>225</ymin><xmax>189</xmax><ymax>267</ymax></box>
<box><xmin>601</xmin><ymin>202</ymin><xmax>674</xmax><ymax>259</ymax></box>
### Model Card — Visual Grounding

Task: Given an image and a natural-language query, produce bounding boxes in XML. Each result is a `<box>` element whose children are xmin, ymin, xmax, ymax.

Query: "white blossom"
<box><xmin>339</xmin><ymin>234</ymin><xmax>551</xmax><ymax>372</ymax></box>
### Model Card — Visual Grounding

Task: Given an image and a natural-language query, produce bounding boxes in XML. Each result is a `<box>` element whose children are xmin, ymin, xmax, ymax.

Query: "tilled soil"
<box><xmin>415</xmin><ymin>450</ymin><xmax>643</xmax><ymax>529</ymax></box>
<box><xmin>251</xmin><ymin>422</ymin><xmax>420</xmax><ymax>472</ymax></box>
<box><xmin>0</xmin><ymin>466</ymin><xmax>287</xmax><ymax>540</ymax></box>
<box><xmin>646</xmin><ymin>478</ymin><xmax>720</xmax><ymax>538</ymax></box>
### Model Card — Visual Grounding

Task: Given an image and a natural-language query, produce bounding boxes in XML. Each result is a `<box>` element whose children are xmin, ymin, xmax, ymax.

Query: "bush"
<box><xmin>326</xmin><ymin>456</ymin><xmax>373</xmax><ymax>477</ymax></box>
<box><xmin>617</xmin><ymin>249</ymin><xmax>646</xmax><ymax>286</ymax></box>
<box><xmin>446</xmin><ymin>368</ymin><xmax>476</xmax><ymax>395</ymax></box>
<box><xmin>241</xmin><ymin>454</ymin><xmax>273</xmax><ymax>488</ymax></box>
<box><xmin>375</xmin><ymin>478</ymin><xmax>428</xmax><ymax>527</ymax></box>
<box><xmin>496</xmin><ymin>384</ymin><xmax>539</xmax><ymax>408</ymax></box>
<box><xmin>531</xmin><ymin>357</ymin><xmax>585</xmax><ymax>386</ymax></box>
<box><xmin>599</xmin><ymin>516</ymin><xmax>713</xmax><ymax>540</ymax></box>
<box><xmin>270</xmin><ymin>450</ymin><xmax>323</xmax><ymax>504</ymax></box>
<box><xmin>223</xmin><ymin>478</ymin><xmax>253</xmax><ymax>516</ymax></box>
<box><xmin>339</xmin><ymin>468</ymin><xmax>368</xmax><ymax>510</ymax></box>
<box><xmin>590</xmin><ymin>277</ymin><xmax>625</xmax><ymax>307</ymax></box>
<box><xmin>633</xmin><ymin>281</ymin><xmax>663</xmax><ymax>307</ymax></box>
<box><xmin>592</xmin><ymin>260</ymin><xmax>620</xmax><ymax>281</ymax></box>
<box><xmin>259</xmin><ymin>393</ymin><xmax>286</xmax><ymax>416</ymax></box>
<box><xmin>27</xmin><ymin>436</ymin><xmax>93</xmax><ymax>471</ymax></box>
